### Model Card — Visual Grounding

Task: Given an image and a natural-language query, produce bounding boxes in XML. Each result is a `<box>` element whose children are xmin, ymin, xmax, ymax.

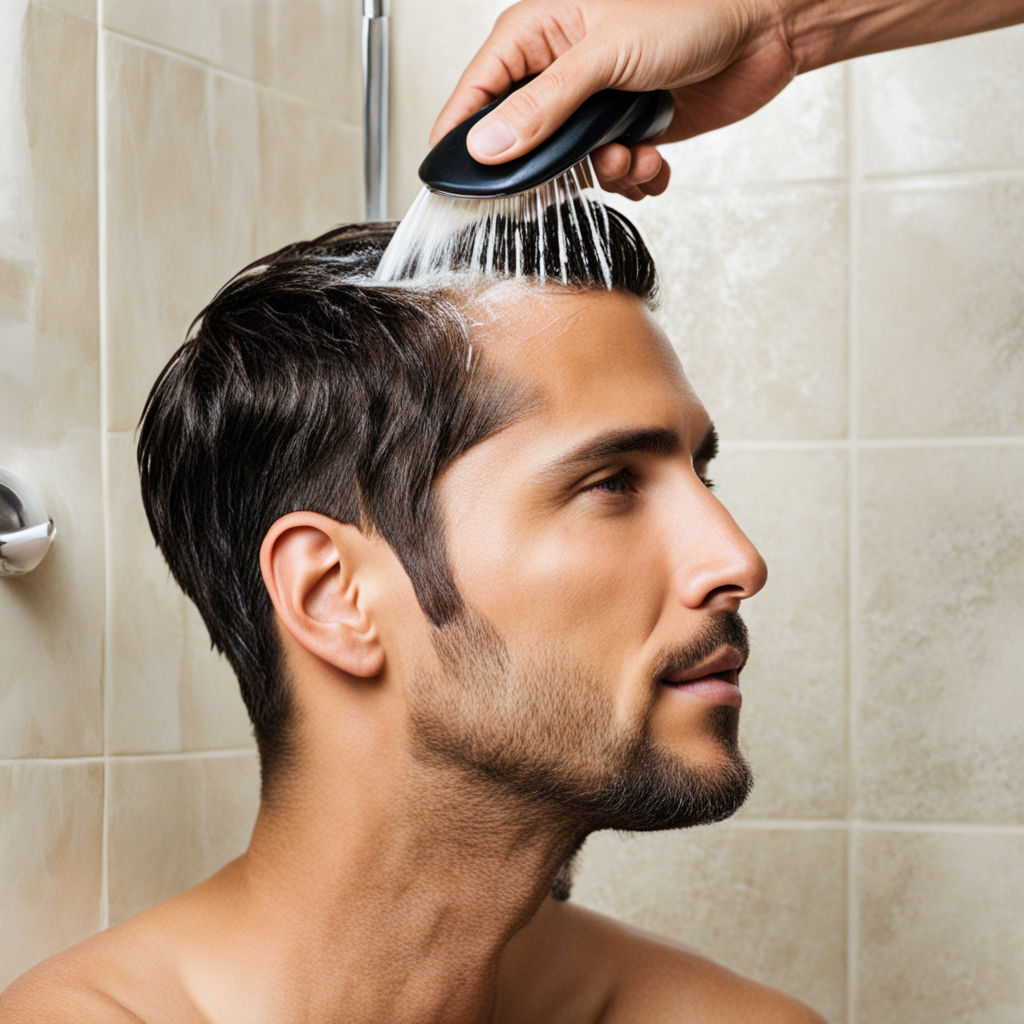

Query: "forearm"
<box><xmin>784</xmin><ymin>0</ymin><xmax>1024</xmax><ymax>72</ymax></box>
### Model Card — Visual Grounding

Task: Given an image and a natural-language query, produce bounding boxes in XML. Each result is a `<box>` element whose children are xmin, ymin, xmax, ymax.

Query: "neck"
<box><xmin>194</xmin><ymin>754</ymin><xmax>583</xmax><ymax>1024</ymax></box>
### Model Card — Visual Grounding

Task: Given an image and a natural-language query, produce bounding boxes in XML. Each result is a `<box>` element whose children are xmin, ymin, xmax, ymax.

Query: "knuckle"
<box><xmin>493</xmin><ymin>4</ymin><xmax>520</xmax><ymax>29</ymax></box>
<box><xmin>502</xmin><ymin>83</ymin><xmax>551</xmax><ymax>130</ymax></box>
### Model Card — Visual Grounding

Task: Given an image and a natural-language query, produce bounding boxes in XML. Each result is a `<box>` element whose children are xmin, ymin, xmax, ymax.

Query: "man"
<box><xmin>0</xmin><ymin>214</ymin><xmax>823</xmax><ymax>1022</ymax></box>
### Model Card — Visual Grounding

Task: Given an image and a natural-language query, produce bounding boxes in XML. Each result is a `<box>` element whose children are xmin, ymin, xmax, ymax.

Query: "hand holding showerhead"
<box><xmin>376</xmin><ymin>82</ymin><xmax>671</xmax><ymax>284</ymax></box>
<box><xmin>432</xmin><ymin>0</ymin><xmax>1024</xmax><ymax>200</ymax></box>
<box><xmin>420</xmin><ymin>82</ymin><xmax>673</xmax><ymax>199</ymax></box>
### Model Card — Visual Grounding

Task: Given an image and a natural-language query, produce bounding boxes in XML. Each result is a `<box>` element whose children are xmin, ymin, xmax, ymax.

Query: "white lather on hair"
<box><xmin>376</xmin><ymin>155</ymin><xmax>613</xmax><ymax>289</ymax></box>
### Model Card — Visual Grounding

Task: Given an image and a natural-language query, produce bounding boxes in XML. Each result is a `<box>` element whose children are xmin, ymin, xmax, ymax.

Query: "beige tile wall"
<box><xmin>1</xmin><ymin>0</ymin><xmax>361</xmax><ymax>990</ymax></box>
<box><xmin>3</xmin><ymin>3</ymin><xmax>1022</xmax><ymax>1021</ymax></box>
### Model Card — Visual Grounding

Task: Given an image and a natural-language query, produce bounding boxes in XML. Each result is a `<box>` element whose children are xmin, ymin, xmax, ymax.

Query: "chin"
<box><xmin>568</xmin><ymin>723</ymin><xmax>753</xmax><ymax>834</ymax></box>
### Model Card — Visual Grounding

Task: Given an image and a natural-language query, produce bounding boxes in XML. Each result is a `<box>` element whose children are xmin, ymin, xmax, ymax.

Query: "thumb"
<box><xmin>466</xmin><ymin>43</ymin><xmax>611</xmax><ymax>164</ymax></box>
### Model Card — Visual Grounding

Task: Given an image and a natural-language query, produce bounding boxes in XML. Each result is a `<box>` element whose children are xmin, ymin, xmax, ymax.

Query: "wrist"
<box><xmin>780</xmin><ymin>0</ymin><xmax>878</xmax><ymax>73</ymax></box>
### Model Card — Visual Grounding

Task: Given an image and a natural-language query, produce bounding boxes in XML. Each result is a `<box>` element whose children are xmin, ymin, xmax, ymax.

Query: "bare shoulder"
<box><xmin>0</xmin><ymin>915</ymin><xmax>188</xmax><ymax>1024</ymax></box>
<box><xmin>0</xmin><ymin>942</ymin><xmax>147</xmax><ymax>1023</ymax></box>
<box><xmin>549</xmin><ymin>900</ymin><xmax>827</xmax><ymax>1024</ymax></box>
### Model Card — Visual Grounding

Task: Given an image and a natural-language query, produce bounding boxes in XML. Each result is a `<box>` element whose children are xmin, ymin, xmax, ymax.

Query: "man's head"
<box><xmin>138</xmin><ymin>212</ymin><xmax>765</xmax><ymax>830</ymax></box>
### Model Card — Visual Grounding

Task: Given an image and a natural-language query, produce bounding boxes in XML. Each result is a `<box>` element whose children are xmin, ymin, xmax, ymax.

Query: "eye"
<box><xmin>698</xmin><ymin>474</ymin><xmax>715</xmax><ymax>491</ymax></box>
<box><xmin>583</xmin><ymin>469</ymin><xmax>633</xmax><ymax>495</ymax></box>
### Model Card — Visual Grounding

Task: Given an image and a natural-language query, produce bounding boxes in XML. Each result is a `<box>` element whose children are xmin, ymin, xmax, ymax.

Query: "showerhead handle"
<box><xmin>419</xmin><ymin>84</ymin><xmax>674</xmax><ymax>199</ymax></box>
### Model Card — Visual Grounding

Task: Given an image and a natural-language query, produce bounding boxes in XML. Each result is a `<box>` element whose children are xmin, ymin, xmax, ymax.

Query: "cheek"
<box><xmin>451</xmin><ymin>510</ymin><xmax>666</xmax><ymax>655</ymax></box>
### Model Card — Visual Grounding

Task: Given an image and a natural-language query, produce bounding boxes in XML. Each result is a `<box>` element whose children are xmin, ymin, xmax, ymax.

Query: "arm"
<box><xmin>431</xmin><ymin>0</ymin><xmax>1024</xmax><ymax>198</ymax></box>
<box><xmin>789</xmin><ymin>0</ymin><xmax>1024</xmax><ymax>70</ymax></box>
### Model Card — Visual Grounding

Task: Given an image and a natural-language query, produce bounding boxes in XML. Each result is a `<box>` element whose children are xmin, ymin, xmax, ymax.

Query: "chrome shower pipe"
<box><xmin>363</xmin><ymin>0</ymin><xmax>390</xmax><ymax>221</ymax></box>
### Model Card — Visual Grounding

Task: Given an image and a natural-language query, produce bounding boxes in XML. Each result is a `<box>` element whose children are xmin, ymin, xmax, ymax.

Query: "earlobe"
<box><xmin>260</xmin><ymin>512</ymin><xmax>385</xmax><ymax>678</ymax></box>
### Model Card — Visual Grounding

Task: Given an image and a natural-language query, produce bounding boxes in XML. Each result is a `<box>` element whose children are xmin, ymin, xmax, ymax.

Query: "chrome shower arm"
<box><xmin>363</xmin><ymin>0</ymin><xmax>390</xmax><ymax>221</ymax></box>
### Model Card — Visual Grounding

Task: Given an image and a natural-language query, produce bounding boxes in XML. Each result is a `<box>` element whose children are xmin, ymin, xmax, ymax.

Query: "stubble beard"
<box><xmin>408</xmin><ymin>608</ymin><xmax>753</xmax><ymax>834</ymax></box>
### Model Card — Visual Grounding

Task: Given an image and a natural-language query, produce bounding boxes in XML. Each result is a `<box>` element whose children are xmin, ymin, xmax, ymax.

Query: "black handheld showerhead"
<box><xmin>419</xmin><ymin>84</ymin><xmax>674</xmax><ymax>199</ymax></box>
<box><xmin>378</xmin><ymin>81</ymin><xmax>671</xmax><ymax>283</ymax></box>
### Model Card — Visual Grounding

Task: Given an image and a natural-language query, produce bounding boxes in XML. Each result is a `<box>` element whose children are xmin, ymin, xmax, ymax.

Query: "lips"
<box><xmin>660</xmin><ymin>647</ymin><xmax>745</xmax><ymax>685</ymax></box>
<box><xmin>659</xmin><ymin>647</ymin><xmax>745</xmax><ymax>707</ymax></box>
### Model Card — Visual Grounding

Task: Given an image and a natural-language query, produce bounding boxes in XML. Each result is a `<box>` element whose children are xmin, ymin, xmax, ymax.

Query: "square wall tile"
<box><xmin>856</xmin><ymin>447</ymin><xmax>1024</xmax><ymax>823</ymax></box>
<box><xmin>713</xmin><ymin>450</ymin><xmax>848</xmax><ymax>818</ymax></box>
<box><xmin>666</xmin><ymin>64</ymin><xmax>846</xmax><ymax>185</ymax></box>
<box><xmin>857</xmin><ymin>25</ymin><xmax>1024</xmax><ymax>176</ymax></box>
<box><xmin>8</xmin><ymin>1</ymin><xmax>99</xmax><ymax>448</ymax></box>
<box><xmin>253</xmin><ymin>0</ymin><xmax>361</xmax><ymax>123</ymax></box>
<box><xmin>627</xmin><ymin>185</ymin><xmax>848</xmax><ymax>441</ymax></box>
<box><xmin>0</xmin><ymin>763</ymin><xmax>103</xmax><ymax>989</ymax></box>
<box><xmin>0</xmin><ymin>3</ymin><xmax>103</xmax><ymax>757</ymax></box>
<box><xmin>107</xmin><ymin>753</ymin><xmax>260</xmax><ymax>925</ymax></box>
<box><xmin>856</xmin><ymin>829</ymin><xmax>1024</xmax><ymax>1024</ymax></box>
<box><xmin>388</xmin><ymin>0</ymin><xmax>498</xmax><ymax>215</ymax></box>
<box><xmin>104</xmin><ymin>37</ymin><xmax>261</xmax><ymax>432</ymax></box>
<box><xmin>105</xmin><ymin>1</ymin><xmax>361</xmax><ymax>122</ymax></box>
<box><xmin>0</xmin><ymin>440</ymin><xmax>104</xmax><ymax>756</ymax></box>
<box><xmin>255</xmin><ymin>93</ymin><xmax>362</xmax><ymax>255</ymax></box>
<box><xmin>573</xmin><ymin>825</ymin><xmax>846</xmax><ymax>1022</ymax></box>
<box><xmin>106</xmin><ymin>433</ymin><xmax>254</xmax><ymax>755</ymax></box>
<box><xmin>104</xmin><ymin>0</ymin><xmax>255</xmax><ymax>77</ymax></box>
<box><xmin>858</xmin><ymin>180</ymin><xmax>1024</xmax><ymax>439</ymax></box>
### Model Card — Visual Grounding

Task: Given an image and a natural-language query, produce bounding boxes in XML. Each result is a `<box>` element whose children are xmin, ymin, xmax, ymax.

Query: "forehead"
<box><xmin>464</xmin><ymin>285</ymin><xmax>704</xmax><ymax>440</ymax></box>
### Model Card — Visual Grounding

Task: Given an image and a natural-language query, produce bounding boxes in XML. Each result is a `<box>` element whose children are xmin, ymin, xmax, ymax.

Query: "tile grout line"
<box><xmin>861</xmin><ymin>167</ymin><xmax>1024</xmax><ymax>188</ymax></box>
<box><xmin>721</xmin><ymin>436</ymin><xmax>1024</xmax><ymax>451</ymax></box>
<box><xmin>0</xmin><ymin>758</ymin><xmax>108</xmax><ymax>767</ymax></box>
<box><xmin>0</xmin><ymin>749</ymin><xmax>257</xmax><ymax>768</ymax></box>
<box><xmin>104</xmin><ymin>748</ymin><xmax>259</xmax><ymax>764</ymax></box>
<box><xmin>728</xmin><ymin>819</ymin><xmax>1024</xmax><ymax>834</ymax></box>
<box><xmin>855</xmin><ymin>436</ymin><xmax>1024</xmax><ymax>447</ymax></box>
<box><xmin>845</xmin><ymin>58</ymin><xmax>863</xmax><ymax>1024</ymax></box>
<box><xmin>97</xmin><ymin>1</ymin><xmax>111</xmax><ymax>934</ymax></box>
<box><xmin>102</xmin><ymin>26</ymin><xmax>363</xmax><ymax>131</ymax></box>
<box><xmin>603</xmin><ymin>168</ymin><xmax>1024</xmax><ymax>194</ymax></box>
<box><xmin>856</xmin><ymin>821</ymin><xmax>1024</xmax><ymax>835</ymax></box>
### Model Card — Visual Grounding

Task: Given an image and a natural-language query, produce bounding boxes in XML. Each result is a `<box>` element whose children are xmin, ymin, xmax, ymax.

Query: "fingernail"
<box><xmin>469</xmin><ymin>119</ymin><xmax>516</xmax><ymax>157</ymax></box>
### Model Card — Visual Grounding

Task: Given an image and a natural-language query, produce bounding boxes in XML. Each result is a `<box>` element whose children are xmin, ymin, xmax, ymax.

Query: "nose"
<box><xmin>669</xmin><ymin>484</ymin><xmax>767</xmax><ymax>612</ymax></box>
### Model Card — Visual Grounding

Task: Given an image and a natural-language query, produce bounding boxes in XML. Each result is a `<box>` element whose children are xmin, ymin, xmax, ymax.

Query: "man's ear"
<box><xmin>260</xmin><ymin>512</ymin><xmax>385</xmax><ymax>678</ymax></box>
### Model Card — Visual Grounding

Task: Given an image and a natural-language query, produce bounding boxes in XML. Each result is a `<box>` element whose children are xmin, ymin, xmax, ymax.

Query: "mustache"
<box><xmin>653</xmin><ymin>612</ymin><xmax>750</xmax><ymax>679</ymax></box>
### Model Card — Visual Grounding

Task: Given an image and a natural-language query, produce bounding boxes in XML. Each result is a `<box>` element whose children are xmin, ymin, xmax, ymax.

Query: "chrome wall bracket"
<box><xmin>0</xmin><ymin>468</ymin><xmax>56</xmax><ymax>577</ymax></box>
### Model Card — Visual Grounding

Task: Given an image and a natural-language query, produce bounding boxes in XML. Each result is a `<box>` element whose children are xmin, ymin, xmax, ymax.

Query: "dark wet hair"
<box><xmin>137</xmin><ymin>211</ymin><xmax>657</xmax><ymax>798</ymax></box>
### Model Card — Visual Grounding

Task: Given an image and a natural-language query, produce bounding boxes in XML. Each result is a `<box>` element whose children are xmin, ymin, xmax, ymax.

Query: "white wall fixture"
<box><xmin>0</xmin><ymin>468</ymin><xmax>56</xmax><ymax>576</ymax></box>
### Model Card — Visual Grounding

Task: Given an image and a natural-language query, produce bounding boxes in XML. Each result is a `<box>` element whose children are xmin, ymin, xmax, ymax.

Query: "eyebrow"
<box><xmin>540</xmin><ymin>422</ymin><xmax>718</xmax><ymax>482</ymax></box>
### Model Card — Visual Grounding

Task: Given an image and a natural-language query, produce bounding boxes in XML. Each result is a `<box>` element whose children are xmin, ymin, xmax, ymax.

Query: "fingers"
<box><xmin>591</xmin><ymin>142</ymin><xmax>672</xmax><ymax>201</ymax></box>
<box><xmin>431</xmin><ymin>84</ymin><xmax>506</xmax><ymax>149</ymax></box>
<box><xmin>430</xmin><ymin>1</ymin><xmax>572</xmax><ymax>149</ymax></box>
<box><xmin>465</xmin><ymin>41</ymin><xmax>611</xmax><ymax>163</ymax></box>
